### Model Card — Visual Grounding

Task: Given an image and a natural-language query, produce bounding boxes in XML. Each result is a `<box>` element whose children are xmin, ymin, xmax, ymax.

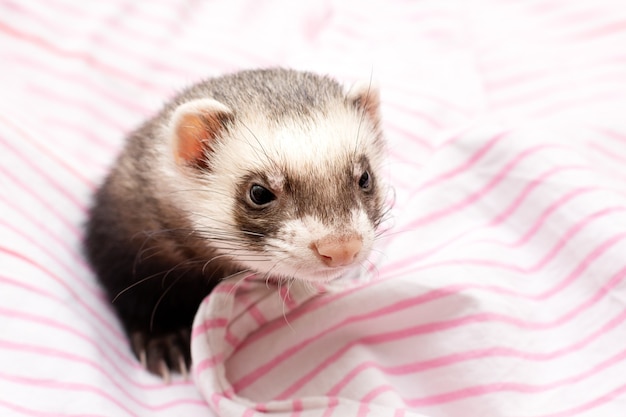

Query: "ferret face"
<box><xmin>166</xmin><ymin>72</ymin><xmax>386</xmax><ymax>283</ymax></box>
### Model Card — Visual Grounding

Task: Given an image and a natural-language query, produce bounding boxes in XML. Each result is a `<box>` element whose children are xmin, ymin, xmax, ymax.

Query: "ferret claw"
<box><xmin>139</xmin><ymin>349</ymin><xmax>147</xmax><ymax>369</ymax></box>
<box><xmin>178</xmin><ymin>355</ymin><xmax>189</xmax><ymax>380</ymax></box>
<box><xmin>158</xmin><ymin>360</ymin><xmax>171</xmax><ymax>384</ymax></box>
<box><xmin>129</xmin><ymin>328</ymin><xmax>191</xmax><ymax>381</ymax></box>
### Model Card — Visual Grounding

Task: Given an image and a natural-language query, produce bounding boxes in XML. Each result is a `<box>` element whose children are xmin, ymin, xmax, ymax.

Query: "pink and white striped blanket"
<box><xmin>2</xmin><ymin>1</ymin><xmax>626</xmax><ymax>416</ymax></box>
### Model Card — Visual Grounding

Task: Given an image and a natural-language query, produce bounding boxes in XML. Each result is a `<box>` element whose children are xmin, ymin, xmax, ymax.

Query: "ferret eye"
<box><xmin>248</xmin><ymin>184</ymin><xmax>276</xmax><ymax>206</ymax></box>
<box><xmin>358</xmin><ymin>170</ymin><xmax>372</xmax><ymax>191</ymax></box>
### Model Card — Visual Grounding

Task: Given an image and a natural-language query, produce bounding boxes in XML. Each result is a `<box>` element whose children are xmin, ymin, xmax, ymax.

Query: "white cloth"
<box><xmin>2</xmin><ymin>0</ymin><xmax>626</xmax><ymax>416</ymax></box>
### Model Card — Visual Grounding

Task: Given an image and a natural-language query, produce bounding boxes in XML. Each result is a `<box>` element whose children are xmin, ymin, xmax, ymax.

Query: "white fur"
<box><xmin>160</xmin><ymin>95</ymin><xmax>383</xmax><ymax>282</ymax></box>
<box><xmin>238</xmin><ymin>210</ymin><xmax>375</xmax><ymax>283</ymax></box>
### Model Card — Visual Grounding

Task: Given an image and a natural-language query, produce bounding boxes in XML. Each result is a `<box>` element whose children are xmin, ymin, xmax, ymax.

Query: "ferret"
<box><xmin>85</xmin><ymin>68</ymin><xmax>387</xmax><ymax>380</ymax></box>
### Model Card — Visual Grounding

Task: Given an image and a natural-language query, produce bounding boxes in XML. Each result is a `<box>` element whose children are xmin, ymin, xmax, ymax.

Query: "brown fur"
<box><xmin>84</xmin><ymin>68</ymin><xmax>386</xmax><ymax>378</ymax></box>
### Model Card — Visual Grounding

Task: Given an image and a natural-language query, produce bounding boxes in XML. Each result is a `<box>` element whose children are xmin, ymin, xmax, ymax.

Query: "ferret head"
<box><xmin>164</xmin><ymin>69</ymin><xmax>387</xmax><ymax>283</ymax></box>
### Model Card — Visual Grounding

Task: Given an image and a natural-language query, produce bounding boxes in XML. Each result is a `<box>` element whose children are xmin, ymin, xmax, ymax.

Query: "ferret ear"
<box><xmin>347</xmin><ymin>80</ymin><xmax>381</xmax><ymax>126</ymax></box>
<box><xmin>170</xmin><ymin>98</ymin><xmax>233</xmax><ymax>168</ymax></box>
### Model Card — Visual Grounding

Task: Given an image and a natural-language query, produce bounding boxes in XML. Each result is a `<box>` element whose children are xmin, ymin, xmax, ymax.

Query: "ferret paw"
<box><xmin>130</xmin><ymin>328</ymin><xmax>191</xmax><ymax>382</ymax></box>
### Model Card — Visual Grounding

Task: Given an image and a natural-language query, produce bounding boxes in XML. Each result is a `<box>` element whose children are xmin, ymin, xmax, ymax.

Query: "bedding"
<box><xmin>2</xmin><ymin>0</ymin><xmax>626</xmax><ymax>416</ymax></box>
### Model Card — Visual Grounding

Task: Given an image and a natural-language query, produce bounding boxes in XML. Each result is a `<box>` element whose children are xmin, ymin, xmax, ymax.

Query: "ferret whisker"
<box><xmin>225</xmin><ymin>271</ymin><xmax>254</xmax><ymax>298</ymax></box>
<box><xmin>374</xmin><ymin>227</ymin><xmax>395</xmax><ymax>241</ymax></box>
<box><xmin>279</xmin><ymin>278</ymin><xmax>295</xmax><ymax>332</ymax></box>
<box><xmin>362</xmin><ymin>258</ymin><xmax>381</xmax><ymax>280</ymax></box>
<box><xmin>301</xmin><ymin>277</ymin><xmax>318</xmax><ymax>294</ymax></box>
<box><xmin>158</xmin><ymin>256</ymin><xmax>208</xmax><ymax>287</ymax></box>
<box><xmin>112</xmin><ymin>253</ymin><xmax>203</xmax><ymax>304</ymax></box>
<box><xmin>238</xmin><ymin>120</ymin><xmax>279</xmax><ymax>173</ymax></box>
<box><xmin>150</xmin><ymin>272</ymin><xmax>186</xmax><ymax>331</ymax></box>
<box><xmin>112</xmin><ymin>274</ymin><xmax>158</xmax><ymax>303</ymax></box>
<box><xmin>125</xmin><ymin>256</ymin><xmax>201</xmax><ymax>302</ymax></box>
<box><xmin>166</xmin><ymin>188</ymin><xmax>233</xmax><ymax>200</ymax></box>
<box><xmin>375</xmin><ymin>228</ymin><xmax>419</xmax><ymax>239</ymax></box>
<box><xmin>169</xmin><ymin>209</ymin><xmax>247</xmax><ymax>232</ymax></box>
<box><xmin>220</xmin><ymin>269</ymin><xmax>253</xmax><ymax>283</ymax></box>
<box><xmin>85</xmin><ymin>68</ymin><xmax>389</xmax><ymax>378</ymax></box>
<box><xmin>201</xmin><ymin>253</ymin><xmax>236</xmax><ymax>276</ymax></box>
<box><xmin>133</xmin><ymin>245</ymin><xmax>164</xmax><ymax>273</ymax></box>
<box><xmin>352</xmin><ymin>69</ymin><xmax>375</xmax><ymax>158</ymax></box>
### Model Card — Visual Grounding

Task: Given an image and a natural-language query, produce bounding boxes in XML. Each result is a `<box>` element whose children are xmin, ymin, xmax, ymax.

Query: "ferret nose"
<box><xmin>312</xmin><ymin>236</ymin><xmax>363</xmax><ymax>267</ymax></box>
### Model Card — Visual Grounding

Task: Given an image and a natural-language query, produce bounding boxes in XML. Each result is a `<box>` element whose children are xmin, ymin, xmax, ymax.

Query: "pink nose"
<box><xmin>312</xmin><ymin>235</ymin><xmax>363</xmax><ymax>267</ymax></box>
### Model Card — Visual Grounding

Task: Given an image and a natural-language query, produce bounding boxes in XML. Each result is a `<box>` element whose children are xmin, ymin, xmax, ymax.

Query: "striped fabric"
<box><xmin>2</xmin><ymin>0</ymin><xmax>626</xmax><ymax>416</ymax></box>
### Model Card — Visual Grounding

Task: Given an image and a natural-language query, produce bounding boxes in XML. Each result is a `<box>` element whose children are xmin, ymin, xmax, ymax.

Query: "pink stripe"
<box><xmin>388</xmin><ymin>106</ymin><xmax>447</xmax><ymax>130</ymax></box>
<box><xmin>407</xmin><ymin>229</ymin><xmax>626</xmax><ymax>304</ymax></box>
<box><xmin>40</xmin><ymin>118</ymin><xmax>121</xmax><ymax>152</ymax></box>
<box><xmin>533</xmin><ymin>91</ymin><xmax>626</xmax><ymax>118</ymax></box>
<box><xmin>0</xmin><ymin>373</ymin><xmax>133</xmax><ymax>416</ymax></box>
<box><xmin>485</xmin><ymin>48</ymin><xmax>626</xmax><ymax>90</ymax></box>
<box><xmin>289</xmin><ymin>398</ymin><xmax>304</xmax><ymax>417</ymax></box>
<box><xmin>234</xmin><ymin>293</ymin><xmax>457</xmax><ymax>394</ymax></box>
<box><xmin>230</xmin><ymin>285</ymin><xmax>460</xmax><ymax>392</ymax></box>
<box><xmin>236</xmin><ymin>226</ymin><xmax>626</xmax><ymax>374</ymax></box>
<box><xmin>0</xmin><ymin>247</ymin><xmax>124</xmax><ymax>341</ymax></box>
<box><xmin>0</xmin><ymin>113</ymin><xmax>96</xmax><ymax>187</ymax></box>
<box><xmin>2</xmin><ymin>1</ymin><xmax>249</xmax><ymax>85</ymax></box>
<box><xmin>0</xmin><ymin>399</ymin><xmax>104</xmax><ymax>417</ymax></box>
<box><xmin>0</xmin><ymin>370</ymin><xmax>205</xmax><ymax>413</ymax></box>
<box><xmin>405</xmin><ymin>144</ymin><xmax>569</xmax><ymax>230</ymax></box>
<box><xmin>543</xmin><ymin>5</ymin><xmax>605</xmax><ymax>26</ymax></box>
<box><xmin>536</xmin><ymin>382</ymin><xmax>626</xmax><ymax>417</ymax></box>
<box><xmin>487</xmin><ymin>165</ymin><xmax>590</xmax><ymax>226</ymax></box>
<box><xmin>493</xmin><ymin>75</ymin><xmax>626</xmax><ymax>110</ymax></box>
<box><xmin>5</xmin><ymin>51</ymin><xmax>152</xmax><ymax>116</ymax></box>
<box><xmin>405</xmin><ymin>346</ymin><xmax>626</xmax><ymax>407</ymax></box>
<box><xmin>0</xmin><ymin>168</ymin><xmax>83</xmax><ymax>235</ymax></box>
<box><xmin>4</xmin><ymin>0</ymin><xmax>83</xmax><ymax>38</ymax></box>
<box><xmin>389</xmin><ymin>206</ymin><xmax>626</xmax><ymax>280</ymax></box>
<box><xmin>22</xmin><ymin>0</ymin><xmax>187</xmax><ymax>54</ymax></box>
<box><xmin>254</xmin><ymin>403</ymin><xmax>268</xmax><ymax>412</ymax></box>
<box><xmin>383</xmin><ymin>166</ymin><xmax>593</xmax><ymax>273</ymax></box>
<box><xmin>361</xmin><ymin>385</ymin><xmax>394</xmax><ymax>403</ymax></box>
<box><xmin>247</xmin><ymin>303</ymin><xmax>267</xmax><ymax>326</ymax></box>
<box><xmin>235</xmin><ymin>290</ymin><xmax>270</xmax><ymax>327</ymax></box>
<box><xmin>191</xmin><ymin>317</ymin><xmax>228</xmax><ymax>338</ymax></box>
<box><xmin>594</xmin><ymin>127</ymin><xmax>626</xmax><ymax>143</ymax></box>
<box><xmin>384</xmin><ymin>191</ymin><xmax>624</xmax><ymax>279</ymax></box>
<box><xmin>417</xmin><ymin>131</ymin><xmax>508</xmax><ymax>192</ymax></box>
<box><xmin>563</xmin><ymin>18</ymin><xmax>626</xmax><ymax>41</ymax></box>
<box><xmin>194</xmin><ymin>353</ymin><xmax>224</xmax><ymax>374</ymax></box>
<box><xmin>0</xmin><ymin>21</ymin><xmax>162</xmax><ymax>91</ymax></box>
<box><xmin>1</xmin><ymin>140</ymin><xmax>88</xmax><ymax>210</ymax></box>
<box><xmin>384</xmin><ymin>124</ymin><xmax>433</xmax><ymax>151</ymax></box>
<box><xmin>0</xmin><ymin>339</ymin><xmax>191</xmax><ymax>394</ymax></box>
<box><xmin>485</xmin><ymin>67</ymin><xmax>551</xmax><ymax>91</ymax></box>
<box><xmin>328</xmin><ymin>303</ymin><xmax>626</xmax><ymax>396</ymax></box>
<box><xmin>503</xmin><ymin>187</ymin><xmax>602</xmax><ymax>247</ymax></box>
<box><xmin>357</xmin><ymin>402</ymin><xmax>371</xmax><ymax>417</ymax></box>
<box><xmin>25</xmin><ymin>84</ymin><xmax>128</xmax><ymax>133</ymax></box>
<box><xmin>279</xmin><ymin>286</ymin><xmax>298</xmax><ymax>310</ymax></box>
<box><xmin>515</xmin><ymin>206</ymin><xmax>626</xmax><ymax>273</ymax></box>
<box><xmin>0</xmin><ymin>307</ymin><xmax>141</xmax><ymax>374</ymax></box>
<box><xmin>384</xmin><ymin>94</ymin><xmax>471</xmax><ymax>118</ymax></box>
<box><xmin>394</xmin><ymin>409</ymin><xmax>406</xmax><ymax>417</ymax></box>
<box><xmin>242</xmin><ymin>408</ymin><xmax>256</xmax><ymax>417</ymax></box>
<box><xmin>264</xmin><ymin>263</ymin><xmax>626</xmax><ymax>399</ymax></box>
<box><xmin>588</xmin><ymin>141</ymin><xmax>626</xmax><ymax>164</ymax></box>
<box><xmin>210</xmin><ymin>392</ymin><xmax>222</xmax><ymax>409</ymax></box>
<box><xmin>213</xmin><ymin>278</ymin><xmax>255</xmax><ymax>294</ymax></box>
<box><xmin>0</xmin><ymin>217</ymin><xmax>90</xmax><ymax>278</ymax></box>
<box><xmin>321</xmin><ymin>397</ymin><xmax>339</xmax><ymax>417</ymax></box>
<box><xmin>225</xmin><ymin>330</ymin><xmax>240</xmax><ymax>347</ymax></box>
